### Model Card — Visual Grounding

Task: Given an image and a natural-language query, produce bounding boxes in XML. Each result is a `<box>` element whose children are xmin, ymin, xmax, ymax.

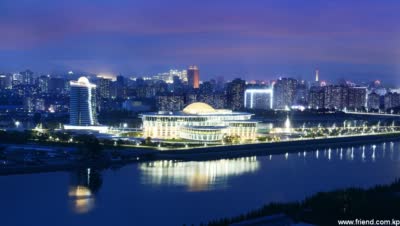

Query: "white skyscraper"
<box><xmin>69</xmin><ymin>77</ymin><xmax>98</xmax><ymax>126</ymax></box>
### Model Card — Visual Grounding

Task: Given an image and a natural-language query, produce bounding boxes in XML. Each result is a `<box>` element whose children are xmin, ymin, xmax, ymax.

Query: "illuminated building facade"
<box><xmin>141</xmin><ymin>102</ymin><xmax>258</xmax><ymax>142</ymax></box>
<box><xmin>367</xmin><ymin>92</ymin><xmax>380</xmax><ymax>110</ymax></box>
<box><xmin>156</xmin><ymin>94</ymin><xmax>185</xmax><ymax>111</ymax></box>
<box><xmin>227</xmin><ymin>78</ymin><xmax>246</xmax><ymax>110</ymax></box>
<box><xmin>187</xmin><ymin>65</ymin><xmax>199</xmax><ymax>89</ymax></box>
<box><xmin>323</xmin><ymin>85</ymin><xmax>349</xmax><ymax>110</ymax></box>
<box><xmin>0</xmin><ymin>74</ymin><xmax>12</xmax><ymax>89</ymax></box>
<box><xmin>348</xmin><ymin>87</ymin><xmax>367</xmax><ymax>110</ymax></box>
<box><xmin>273</xmin><ymin>78</ymin><xmax>298</xmax><ymax>109</ymax></box>
<box><xmin>244</xmin><ymin>88</ymin><xmax>273</xmax><ymax>110</ymax></box>
<box><xmin>384</xmin><ymin>92</ymin><xmax>400</xmax><ymax>110</ymax></box>
<box><xmin>69</xmin><ymin>77</ymin><xmax>98</xmax><ymax>126</ymax></box>
<box><xmin>309</xmin><ymin>86</ymin><xmax>325</xmax><ymax>109</ymax></box>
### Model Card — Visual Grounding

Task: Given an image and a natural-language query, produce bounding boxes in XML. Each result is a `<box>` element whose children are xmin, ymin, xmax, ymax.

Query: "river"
<box><xmin>1</xmin><ymin>141</ymin><xmax>400</xmax><ymax>226</ymax></box>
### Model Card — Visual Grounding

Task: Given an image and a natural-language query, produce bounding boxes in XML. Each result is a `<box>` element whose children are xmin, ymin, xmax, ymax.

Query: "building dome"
<box><xmin>182</xmin><ymin>102</ymin><xmax>216</xmax><ymax>114</ymax></box>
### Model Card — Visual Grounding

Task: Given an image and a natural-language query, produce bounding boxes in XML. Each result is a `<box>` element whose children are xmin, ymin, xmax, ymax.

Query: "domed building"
<box><xmin>140</xmin><ymin>102</ymin><xmax>258</xmax><ymax>142</ymax></box>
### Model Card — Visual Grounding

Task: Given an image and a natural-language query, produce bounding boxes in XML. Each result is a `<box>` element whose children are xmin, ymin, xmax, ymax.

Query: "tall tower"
<box><xmin>315</xmin><ymin>69</ymin><xmax>319</xmax><ymax>82</ymax></box>
<box><xmin>69</xmin><ymin>77</ymin><xmax>98</xmax><ymax>126</ymax></box>
<box><xmin>187</xmin><ymin>65</ymin><xmax>199</xmax><ymax>89</ymax></box>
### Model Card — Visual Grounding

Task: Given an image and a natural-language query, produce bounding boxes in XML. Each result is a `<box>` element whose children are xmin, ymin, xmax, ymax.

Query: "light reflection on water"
<box><xmin>67</xmin><ymin>168</ymin><xmax>103</xmax><ymax>214</ymax></box>
<box><xmin>2</xmin><ymin>141</ymin><xmax>400</xmax><ymax>226</ymax></box>
<box><xmin>139</xmin><ymin>142</ymin><xmax>400</xmax><ymax>192</ymax></box>
<box><xmin>68</xmin><ymin>186</ymin><xmax>95</xmax><ymax>214</ymax></box>
<box><xmin>140</xmin><ymin>157</ymin><xmax>259</xmax><ymax>191</ymax></box>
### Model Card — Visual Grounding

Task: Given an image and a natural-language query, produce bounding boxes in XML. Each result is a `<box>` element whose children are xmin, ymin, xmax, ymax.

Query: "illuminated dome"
<box><xmin>183</xmin><ymin>102</ymin><xmax>216</xmax><ymax>114</ymax></box>
<box><xmin>77</xmin><ymin>77</ymin><xmax>90</xmax><ymax>84</ymax></box>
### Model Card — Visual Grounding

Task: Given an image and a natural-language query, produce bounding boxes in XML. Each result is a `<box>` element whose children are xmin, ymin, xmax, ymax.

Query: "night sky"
<box><xmin>1</xmin><ymin>0</ymin><xmax>399</xmax><ymax>84</ymax></box>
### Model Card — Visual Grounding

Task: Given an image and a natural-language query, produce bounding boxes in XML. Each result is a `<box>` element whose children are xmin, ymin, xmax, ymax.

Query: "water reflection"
<box><xmin>139</xmin><ymin>142</ymin><xmax>400</xmax><ymax>192</ymax></box>
<box><xmin>140</xmin><ymin>157</ymin><xmax>259</xmax><ymax>191</ymax></box>
<box><xmin>68</xmin><ymin>168</ymin><xmax>103</xmax><ymax>214</ymax></box>
<box><xmin>289</xmin><ymin>143</ymin><xmax>400</xmax><ymax>163</ymax></box>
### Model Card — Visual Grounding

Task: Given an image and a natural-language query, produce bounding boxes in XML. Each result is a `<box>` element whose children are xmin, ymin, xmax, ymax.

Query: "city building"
<box><xmin>384</xmin><ymin>92</ymin><xmax>400</xmax><ymax>110</ymax></box>
<box><xmin>273</xmin><ymin>78</ymin><xmax>298</xmax><ymax>109</ymax></box>
<box><xmin>156</xmin><ymin>94</ymin><xmax>185</xmax><ymax>111</ymax></box>
<box><xmin>367</xmin><ymin>92</ymin><xmax>380</xmax><ymax>110</ymax></box>
<box><xmin>244</xmin><ymin>88</ymin><xmax>273</xmax><ymax>110</ymax></box>
<box><xmin>170</xmin><ymin>69</ymin><xmax>187</xmax><ymax>83</ymax></box>
<box><xmin>348</xmin><ymin>87</ymin><xmax>367</xmax><ymax>110</ymax></box>
<box><xmin>323</xmin><ymin>85</ymin><xmax>349</xmax><ymax>110</ymax></box>
<box><xmin>153</xmin><ymin>69</ymin><xmax>187</xmax><ymax>83</ymax></box>
<box><xmin>48</xmin><ymin>77</ymin><xmax>67</xmax><ymax>94</ymax></box>
<box><xmin>97</xmin><ymin>76</ymin><xmax>113</xmax><ymax>99</ymax></box>
<box><xmin>198</xmin><ymin>93</ymin><xmax>227</xmax><ymax>109</ymax></box>
<box><xmin>187</xmin><ymin>65</ymin><xmax>200</xmax><ymax>89</ymax></box>
<box><xmin>309</xmin><ymin>86</ymin><xmax>325</xmax><ymax>109</ymax></box>
<box><xmin>141</xmin><ymin>102</ymin><xmax>258</xmax><ymax>142</ymax></box>
<box><xmin>37</xmin><ymin>75</ymin><xmax>50</xmax><ymax>93</ymax></box>
<box><xmin>0</xmin><ymin>74</ymin><xmax>12</xmax><ymax>90</ymax></box>
<box><xmin>227</xmin><ymin>78</ymin><xmax>246</xmax><ymax>110</ymax></box>
<box><xmin>20</xmin><ymin>69</ymin><xmax>34</xmax><ymax>85</ymax></box>
<box><xmin>115</xmin><ymin>75</ymin><xmax>126</xmax><ymax>99</ymax></box>
<box><xmin>12</xmin><ymin>73</ymin><xmax>24</xmax><ymax>86</ymax></box>
<box><xmin>68</xmin><ymin>77</ymin><xmax>98</xmax><ymax>126</ymax></box>
<box><xmin>294</xmin><ymin>81</ymin><xmax>308</xmax><ymax>106</ymax></box>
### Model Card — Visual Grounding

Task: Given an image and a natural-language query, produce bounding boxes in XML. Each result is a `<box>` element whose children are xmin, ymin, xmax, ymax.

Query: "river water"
<box><xmin>1</xmin><ymin>141</ymin><xmax>400</xmax><ymax>226</ymax></box>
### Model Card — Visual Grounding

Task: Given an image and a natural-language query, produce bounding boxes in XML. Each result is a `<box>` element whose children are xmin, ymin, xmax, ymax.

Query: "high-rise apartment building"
<box><xmin>348</xmin><ymin>87</ymin><xmax>367</xmax><ymax>110</ymax></box>
<box><xmin>323</xmin><ymin>85</ymin><xmax>348</xmax><ymax>110</ymax></box>
<box><xmin>227</xmin><ymin>78</ymin><xmax>246</xmax><ymax>111</ymax></box>
<box><xmin>156</xmin><ymin>94</ymin><xmax>185</xmax><ymax>111</ymax></box>
<box><xmin>0</xmin><ymin>74</ymin><xmax>12</xmax><ymax>90</ymax></box>
<box><xmin>384</xmin><ymin>92</ymin><xmax>400</xmax><ymax>110</ymax></box>
<box><xmin>273</xmin><ymin>78</ymin><xmax>298</xmax><ymax>109</ymax></box>
<box><xmin>20</xmin><ymin>70</ymin><xmax>34</xmax><ymax>85</ymax></box>
<box><xmin>97</xmin><ymin>76</ymin><xmax>113</xmax><ymax>99</ymax></box>
<box><xmin>114</xmin><ymin>75</ymin><xmax>125</xmax><ymax>99</ymax></box>
<box><xmin>367</xmin><ymin>92</ymin><xmax>380</xmax><ymax>110</ymax></box>
<box><xmin>309</xmin><ymin>86</ymin><xmax>325</xmax><ymax>109</ymax></box>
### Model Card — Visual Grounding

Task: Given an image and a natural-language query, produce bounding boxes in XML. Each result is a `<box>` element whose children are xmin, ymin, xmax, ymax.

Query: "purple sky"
<box><xmin>0</xmin><ymin>0</ymin><xmax>400</xmax><ymax>84</ymax></box>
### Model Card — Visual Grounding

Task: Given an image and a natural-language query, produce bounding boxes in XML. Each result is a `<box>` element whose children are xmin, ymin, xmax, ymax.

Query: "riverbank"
<box><xmin>0</xmin><ymin>145</ymin><xmax>156</xmax><ymax>176</ymax></box>
<box><xmin>205</xmin><ymin>179</ymin><xmax>400</xmax><ymax>226</ymax></box>
<box><xmin>156</xmin><ymin>132</ymin><xmax>400</xmax><ymax>160</ymax></box>
<box><xmin>2</xmin><ymin>132</ymin><xmax>400</xmax><ymax>176</ymax></box>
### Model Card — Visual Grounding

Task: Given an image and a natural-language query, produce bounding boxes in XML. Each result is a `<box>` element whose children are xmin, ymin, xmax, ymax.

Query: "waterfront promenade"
<box><xmin>156</xmin><ymin>132</ymin><xmax>400</xmax><ymax>160</ymax></box>
<box><xmin>1</xmin><ymin>131</ymin><xmax>400</xmax><ymax>175</ymax></box>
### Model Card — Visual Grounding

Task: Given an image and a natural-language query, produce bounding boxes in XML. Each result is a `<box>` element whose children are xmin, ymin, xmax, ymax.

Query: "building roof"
<box><xmin>70</xmin><ymin>76</ymin><xmax>96</xmax><ymax>88</ymax></box>
<box><xmin>182</xmin><ymin>102</ymin><xmax>216</xmax><ymax>114</ymax></box>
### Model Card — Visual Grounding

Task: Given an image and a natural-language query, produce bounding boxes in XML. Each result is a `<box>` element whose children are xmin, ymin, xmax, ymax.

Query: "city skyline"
<box><xmin>2</xmin><ymin>2</ymin><xmax>400</xmax><ymax>226</ymax></box>
<box><xmin>0</xmin><ymin>0</ymin><xmax>399</xmax><ymax>84</ymax></box>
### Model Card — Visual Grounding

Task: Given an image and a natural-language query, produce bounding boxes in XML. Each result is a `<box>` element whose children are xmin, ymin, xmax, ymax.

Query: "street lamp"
<box><xmin>15</xmin><ymin>121</ymin><xmax>20</xmax><ymax>128</ymax></box>
<box><xmin>123</xmin><ymin>123</ymin><xmax>128</xmax><ymax>132</ymax></box>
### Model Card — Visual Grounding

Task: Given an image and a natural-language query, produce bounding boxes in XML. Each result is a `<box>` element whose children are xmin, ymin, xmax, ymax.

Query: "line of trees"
<box><xmin>206</xmin><ymin>179</ymin><xmax>400</xmax><ymax>226</ymax></box>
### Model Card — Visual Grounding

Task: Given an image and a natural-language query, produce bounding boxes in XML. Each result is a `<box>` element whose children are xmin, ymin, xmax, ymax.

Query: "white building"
<box><xmin>244</xmin><ymin>88</ymin><xmax>273</xmax><ymax>110</ymax></box>
<box><xmin>140</xmin><ymin>102</ymin><xmax>258</xmax><ymax>142</ymax></box>
<box><xmin>65</xmin><ymin>77</ymin><xmax>108</xmax><ymax>133</ymax></box>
